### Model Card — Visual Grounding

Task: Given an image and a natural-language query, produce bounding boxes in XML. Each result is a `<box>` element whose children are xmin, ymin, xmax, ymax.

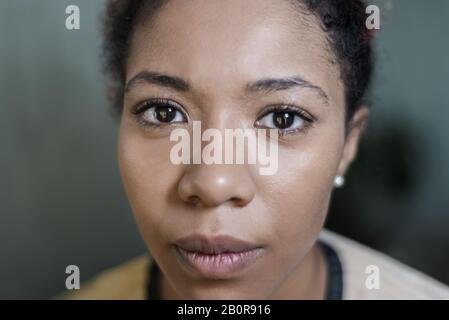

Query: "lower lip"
<box><xmin>175</xmin><ymin>246</ymin><xmax>264</xmax><ymax>279</ymax></box>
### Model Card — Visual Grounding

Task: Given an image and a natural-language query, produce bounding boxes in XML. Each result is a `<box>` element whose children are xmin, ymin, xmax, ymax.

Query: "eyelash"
<box><xmin>130</xmin><ymin>98</ymin><xmax>316</xmax><ymax>135</ymax></box>
<box><xmin>131</xmin><ymin>98</ymin><xmax>188</xmax><ymax>130</ymax></box>
<box><xmin>255</xmin><ymin>104</ymin><xmax>315</xmax><ymax>136</ymax></box>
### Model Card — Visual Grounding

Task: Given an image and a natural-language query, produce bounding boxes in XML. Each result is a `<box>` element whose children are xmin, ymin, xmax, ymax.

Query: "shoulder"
<box><xmin>319</xmin><ymin>229</ymin><xmax>449</xmax><ymax>300</ymax></box>
<box><xmin>56</xmin><ymin>254</ymin><xmax>151</xmax><ymax>300</ymax></box>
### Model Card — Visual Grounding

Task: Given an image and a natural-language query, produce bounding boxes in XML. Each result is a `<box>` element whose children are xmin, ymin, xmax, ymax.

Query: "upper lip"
<box><xmin>174</xmin><ymin>234</ymin><xmax>261</xmax><ymax>254</ymax></box>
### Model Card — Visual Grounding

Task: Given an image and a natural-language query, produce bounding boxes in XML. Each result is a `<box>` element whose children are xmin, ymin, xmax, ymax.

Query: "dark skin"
<box><xmin>118</xmin><ymin>0</ymin><xmax>368</xmax><ymax>299</ymax></box>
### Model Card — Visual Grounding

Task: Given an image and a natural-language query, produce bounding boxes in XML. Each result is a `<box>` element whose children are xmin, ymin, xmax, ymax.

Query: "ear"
<box><xmin>336</xmin><ymin>106</ymin><xmax>369</xmax><ymax>177</ymax></box>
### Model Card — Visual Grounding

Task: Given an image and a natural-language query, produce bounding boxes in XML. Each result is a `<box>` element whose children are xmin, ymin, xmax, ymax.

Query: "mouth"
<box><xmin>173</xmin><ymin>234</ymin><xmax>265</xmax><ymax>279</ymax></box>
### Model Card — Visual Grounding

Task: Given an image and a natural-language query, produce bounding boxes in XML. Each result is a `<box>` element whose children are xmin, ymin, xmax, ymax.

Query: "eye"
<box><xmin>132</xmin><ymin>99</ymin><xmax>187</xmax><ymax>126</ymax></box>
<box><xmin>255</xmin><ymin>106</ymin><xmax>314</xmax><ymax>134</ymax></box>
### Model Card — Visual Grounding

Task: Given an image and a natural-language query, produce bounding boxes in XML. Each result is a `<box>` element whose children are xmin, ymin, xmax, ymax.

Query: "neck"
<box><xmin>269</xmin><ymin>242</ymin><xmax>327</xmax><ymax>300</ymax></box>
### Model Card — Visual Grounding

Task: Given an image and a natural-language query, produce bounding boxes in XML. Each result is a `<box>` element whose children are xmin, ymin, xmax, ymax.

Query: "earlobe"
<box><xmin>336</xmin><ymin>106</ymin><xmax>370</xmax><ymax>178</ymax></box>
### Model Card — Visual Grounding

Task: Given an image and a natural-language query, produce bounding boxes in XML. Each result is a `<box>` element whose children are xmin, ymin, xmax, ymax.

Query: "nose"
<box><xmin>177</xmin><ymin>164</ymin><xmax>256</xmax><ymax>207</ymax></box>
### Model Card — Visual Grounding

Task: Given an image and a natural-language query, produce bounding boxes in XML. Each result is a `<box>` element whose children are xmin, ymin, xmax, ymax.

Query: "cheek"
<box><xmin>257</xmin><ymin>126</ymin><xmax>345</xmax><ymax>258</ymax></box>
<box><xmin>117</xmin><ymin>122</ymin><xmax>182</xmax><ymax>242</ymax></box>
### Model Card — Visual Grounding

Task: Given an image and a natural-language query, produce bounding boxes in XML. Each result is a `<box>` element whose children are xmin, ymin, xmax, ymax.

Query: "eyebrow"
<box><xmin>125</xmin><ymin>70</ymin><xmax>329</xmax><ymax>104</ymax></box>
<box><xmin>125</xmin><ymin>71</ymin><xmax>190</xmax><ymax>93</ymax></box>
<box><xmin>246</xmin><ymin>77</ymin><xmax>329</xmax><ymax>104</ymax></box>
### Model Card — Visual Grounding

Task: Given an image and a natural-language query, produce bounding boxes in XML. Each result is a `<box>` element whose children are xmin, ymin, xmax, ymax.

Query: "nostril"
<box><xmin>230</xmin><ymin>197</ymin><xmax>245</xmax><ymax>206</ymax></box>
<box><xmin>187</xmin><ymin>195</ymin><xmax>200</xmax><ymax>205</ymax></box>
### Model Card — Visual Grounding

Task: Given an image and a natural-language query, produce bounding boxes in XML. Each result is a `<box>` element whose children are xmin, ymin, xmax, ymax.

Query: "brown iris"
<box><xmin>155</xmin><ymin>106</ymin><xmax>177</xmax><ymax>123</ymax></box>
<box><xmin>273</xmin><ymin>111</ymin><xmax>295</xmax><ymax>129</ymax></box>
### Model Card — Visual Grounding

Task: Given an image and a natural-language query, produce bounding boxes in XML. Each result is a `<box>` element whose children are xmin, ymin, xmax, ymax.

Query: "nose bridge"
<box><xmin>178</xmin><ymin>162</ymin><xmax>255</xmax><ymax>207</ymax></box>
<box><xmin>194</xmin><ymin>104</ymin><xmax>249</xmax><ymax>161</ymax></box>
<box><xmin>199</xmin><ymin>97</ymin><xmax>241</xmax><ymax>130</ymax></box>
<box><xmin>176</xmin><ymin>98</ymin><xmax>257</xmax><ymax>207</ymax></box>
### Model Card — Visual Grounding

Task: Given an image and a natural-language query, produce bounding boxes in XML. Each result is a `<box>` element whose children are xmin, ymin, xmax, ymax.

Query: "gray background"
<box><xmin>0</xmin><ymin>0</ymin><xmax>448</xmax><ymax>299</ymax></box>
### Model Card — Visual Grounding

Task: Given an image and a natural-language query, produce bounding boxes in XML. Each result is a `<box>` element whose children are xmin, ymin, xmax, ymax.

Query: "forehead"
<box><xmin>127</xmin><ymin>0</ymin><xmax>343</xmax><ymax>104</ymax></box>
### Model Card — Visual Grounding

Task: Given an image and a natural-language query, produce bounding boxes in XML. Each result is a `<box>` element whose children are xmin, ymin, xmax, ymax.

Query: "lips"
<box><xmin>175</xmin><ymin>234</ymin><xmax>261</xmax><ymax>254</ymax></box>
<box><xmin>173</xmin><ymin>234</ymin><xmax>264</xmax><ymax>278</ymax></box>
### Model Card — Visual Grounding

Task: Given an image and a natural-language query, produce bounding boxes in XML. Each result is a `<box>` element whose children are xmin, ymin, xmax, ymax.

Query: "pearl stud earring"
<box><xmin>334</xmin><ymin>175</ymin><xmax>345</xmax><ymax>188</ymax></box>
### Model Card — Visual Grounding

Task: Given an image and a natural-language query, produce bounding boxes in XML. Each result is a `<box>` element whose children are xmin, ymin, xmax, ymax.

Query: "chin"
<box><xmin>182</xmin><ymin>286</ymin><xmax>263</xmax><ymax>300</ymax></box>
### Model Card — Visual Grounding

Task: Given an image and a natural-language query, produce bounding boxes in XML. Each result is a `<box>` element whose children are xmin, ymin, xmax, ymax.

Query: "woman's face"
<box><xmin>118</xmin><ymin>0</ymin><xmax>367</xmax><ymax>299</ymax></box>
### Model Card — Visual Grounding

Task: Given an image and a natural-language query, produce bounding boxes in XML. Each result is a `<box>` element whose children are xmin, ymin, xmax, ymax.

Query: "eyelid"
<box><xmin>131</xmin><ymin>97</ymin><xmax>188</xmax><ymax>116</ymax></box>
<box><xmin>256</xmin><ymin>104</ymin><xmax>315</xmax><ymax>122</ymax></box>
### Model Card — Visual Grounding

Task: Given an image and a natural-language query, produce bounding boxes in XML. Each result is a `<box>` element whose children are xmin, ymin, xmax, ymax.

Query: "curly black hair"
<box><xmin>102</xmin><ymin>0</ymin><xmax>374</xmax><ymax>122</ymax></box>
